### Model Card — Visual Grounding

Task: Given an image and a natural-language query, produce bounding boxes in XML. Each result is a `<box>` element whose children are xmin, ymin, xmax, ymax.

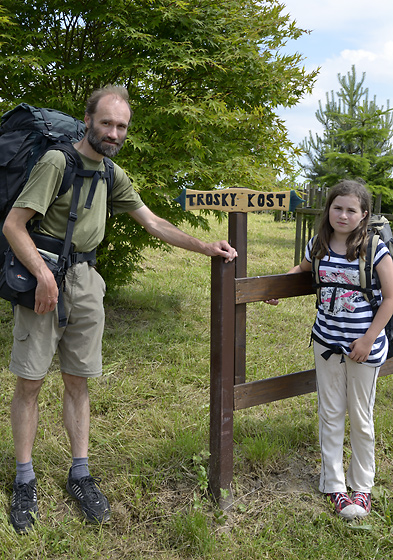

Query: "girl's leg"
<box><xmin>345</xmin><ymin>358</ymin><xmax>379</xmax><ymax>492</ymax></box>
<box><xmin>314</xmin><ymin>341</ymin><xmax>348</xmax><ymax>493</ymax></box>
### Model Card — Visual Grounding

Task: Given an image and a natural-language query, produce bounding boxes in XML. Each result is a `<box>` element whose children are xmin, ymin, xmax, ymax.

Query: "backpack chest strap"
<box><xmin>74</xmin><ymin>167</ymin><xmax>110</xmax><ymax>205</ymax></box>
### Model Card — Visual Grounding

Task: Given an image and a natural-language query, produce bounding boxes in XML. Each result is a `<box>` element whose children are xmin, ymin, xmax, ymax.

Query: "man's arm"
<box><xmin>2</xmin><ymin>207</ymin><xmax>59</xmax><ymax>314</ymax></box>
<box><xmin>129</xmin><ymin>205</ymin><xmax>237</xmax><ymax>263</ymax></box>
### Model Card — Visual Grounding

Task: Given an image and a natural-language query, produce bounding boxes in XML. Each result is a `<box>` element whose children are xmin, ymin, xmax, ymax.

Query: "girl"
<box><xmin>268</xmin><ymin>180</ymin><xmax>393</xmax><ymax>520</ymax></box>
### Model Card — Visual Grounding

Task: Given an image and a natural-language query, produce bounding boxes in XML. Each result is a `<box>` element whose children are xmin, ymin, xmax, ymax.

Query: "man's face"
<box><xmin>86</xmin><ymin>95</ymin><xmax>130</xmax><ymax>158</ymax></box>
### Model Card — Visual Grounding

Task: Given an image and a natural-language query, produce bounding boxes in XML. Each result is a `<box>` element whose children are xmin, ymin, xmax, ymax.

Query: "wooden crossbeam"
<box><xmin>234</xmin><ymin>357</ymin><xmax>393</xmax><ymax>410</ymax></box>
<box><xmin>235</xmin><ymin>271</ymin><xmax>314</xmax><ymax>305</ymax></box>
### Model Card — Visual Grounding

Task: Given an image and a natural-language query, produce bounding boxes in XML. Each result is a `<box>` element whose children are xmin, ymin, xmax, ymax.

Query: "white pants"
<box><xmin>314</xmin><ymin>341</ymin><xmax>379</xmax><ymax>494</ymax></box>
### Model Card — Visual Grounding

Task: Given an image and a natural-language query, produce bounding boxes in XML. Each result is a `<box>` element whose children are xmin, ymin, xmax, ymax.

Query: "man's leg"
<box><xmin>11</xmin><ymin>377</ymin><xmax>44</xmax><ymax>462</ymax></box>
<box><xmin>10</xmin><ymin>376</ymin><xmax>44</xmax><ymax>533</ymax></box>
<box><xmin>62</xmin><ymin>372</ymin><xmax>110</xmax><ymax>523</ymax></box>
<box><xmin>62</xmin><ymin>372</ymin><xmax>90</xmax><ymax>458</ymax></box>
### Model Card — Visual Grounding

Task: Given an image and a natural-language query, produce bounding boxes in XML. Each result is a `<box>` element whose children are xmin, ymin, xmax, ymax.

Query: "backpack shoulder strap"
<box><xmin>46</xmin><ymin>145</ymin><xmax>114</xmax><ymax>214</ymax></box>
<box><xmin>359</xmin><ymin>227</ymin><xmax>383</xmax><ymax>318</ymax></box>
<box><xmin>310</xmin><ymin>236</ymin><xmax>322</xmax><ymax>306</ymax></box>
<box><xmin>103</xmin><ymin>157</ymin><xmax>114</xmax><ymax>193</ymax></box>
<box><xmin>44</xmin><ymin>142</ymin><xmax>84</xmax><ymax>199</ymax></box>
<box><xmin>360</xmin><ymin>231</ymin><xmax>379</xmax><ymax>305</ymax></box>
<box><xmin>311</xmin><ymin>255</ymin><xmax>321</xmax><ymax>306</ymax></box>
<box><xmin>103</xmin><ymin>157</ymin><xmax>114</xmax><ymax>216</ymax></box>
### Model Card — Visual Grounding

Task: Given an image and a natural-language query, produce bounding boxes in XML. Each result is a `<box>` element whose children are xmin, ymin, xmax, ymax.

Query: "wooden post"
<box><xmin>229</xmin><ymin>213</ymin><xmax>247</xmax><ymax>385</ymax></box>
<box><xmin>302</xmin><ymin>214</ymin><xmax>307</xmax><ymax>261</ymax></box>
<box><xmin>375</xmin><ymin>194</ymin><xmax>382</xmax><ymax>214</ymax></box>
<box><xmin>209</xmin><ymin>256</ymin><xmax>235</xmax><ymax>508</ymax></box>
<box><xmin>294</xmin><ymin>211</ymin><xmax>302</xmax><ymax>266</ymax></box>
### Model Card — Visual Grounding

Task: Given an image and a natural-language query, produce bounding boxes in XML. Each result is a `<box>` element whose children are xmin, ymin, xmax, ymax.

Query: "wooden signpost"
<box><xmin>175</xmin><ymin>187</ymin><xmax>305</xmax><ymax>507</ymax></box>
<box><xmin>175</xmin><ymin>187</ymin><xmax>304</xmax><ymax>213</ymax></box>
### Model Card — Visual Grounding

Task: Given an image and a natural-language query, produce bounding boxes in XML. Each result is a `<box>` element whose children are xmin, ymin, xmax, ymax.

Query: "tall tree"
<box><xmin>0</xmin><ymin>0</ymin><xmax>318</xmax><ymax>287</ymax></box>
<box><xmin>301</xmin><ymin>65</ymin><xmax>393</xmax><ymax>211</ymax></box>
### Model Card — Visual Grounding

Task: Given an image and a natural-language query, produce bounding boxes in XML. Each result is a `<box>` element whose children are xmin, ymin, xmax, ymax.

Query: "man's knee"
<box><xmin>13</xmin><ymin>376</ymin><xmax>44</xmax><ymax>404</ymax></box>
<box><xmin>62</xmin><ymin>373</ymin><xmax>88</xmax><ymax>396</ymax></box>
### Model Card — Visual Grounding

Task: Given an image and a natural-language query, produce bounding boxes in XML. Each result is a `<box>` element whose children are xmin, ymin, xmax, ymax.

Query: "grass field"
<box><xmin>1</xmin><ymin>212</ymin><xmax>393</xmax><ymax>559</ymax></box>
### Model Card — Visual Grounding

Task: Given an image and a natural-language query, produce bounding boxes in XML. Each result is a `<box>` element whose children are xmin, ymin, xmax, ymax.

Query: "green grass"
<box><xmin>1</xmin><ymin>212</ymin><xmax>393</xmax><ymax>558</ymax></box>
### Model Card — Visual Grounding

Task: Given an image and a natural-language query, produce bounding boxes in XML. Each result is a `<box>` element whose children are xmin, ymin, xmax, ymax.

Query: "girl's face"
<box><xmin>328</xmin><ymin>194</ymin><xmax>367</xmax><ymax>235</ymax></box>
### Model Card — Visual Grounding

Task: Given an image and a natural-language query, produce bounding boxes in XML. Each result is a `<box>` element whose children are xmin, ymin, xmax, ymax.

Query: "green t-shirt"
<box><xmin>13</xmin><ymin>149</ymin><xmax>144</xmax><ymax>252</ymax></box>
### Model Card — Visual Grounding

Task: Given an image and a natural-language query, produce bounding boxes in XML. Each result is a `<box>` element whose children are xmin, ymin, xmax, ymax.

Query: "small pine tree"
<box><xmin>300</xmin><ymin>65</ymin><xmax>393</xmax><ymax>211</ymax></box>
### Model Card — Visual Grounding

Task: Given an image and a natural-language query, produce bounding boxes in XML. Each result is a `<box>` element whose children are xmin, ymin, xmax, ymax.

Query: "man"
<box><xmin>2</xmin><ymin>85</ymin><xmax>237</xmax><ymax>533</ymax></box>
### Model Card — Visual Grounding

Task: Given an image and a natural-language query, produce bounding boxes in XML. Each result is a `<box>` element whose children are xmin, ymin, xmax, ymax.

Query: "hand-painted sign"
<box><xmin>175</xmin><ymin>188</ymin><xmax>304</xmax><ymax>213</ymax></box>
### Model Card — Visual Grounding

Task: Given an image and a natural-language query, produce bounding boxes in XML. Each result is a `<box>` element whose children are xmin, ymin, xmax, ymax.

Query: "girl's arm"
<box><xmin>264</xmin><ymin>257</ymin><xmax>312</xmax><ymax>305</ymax></box>
<box><xmin>349</xmin><ymin>254</ymin><xmax>393</xmax><ymax>362</ymax></box>
<box><xmin>288</xmin><ymin>257</ymin><xmax>312</xmax><ymax>274</ymax></box>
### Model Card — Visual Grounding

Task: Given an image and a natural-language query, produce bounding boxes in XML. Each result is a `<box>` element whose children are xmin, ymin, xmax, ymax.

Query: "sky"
<box><xmin>278</xmin><ymin>0</ymin><xmax>393</xmax><ymax>149</ymax></box>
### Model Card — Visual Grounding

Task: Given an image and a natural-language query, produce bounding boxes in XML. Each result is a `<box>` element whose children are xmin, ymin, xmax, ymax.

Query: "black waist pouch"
<box><xmin>31</xmin><ymin>232</ymin><xmax>66</xmax><ymax>255</ymax></box>
<box><xmin>0</xmin><ymin>249</ymin><xmax>65</xmax><ymax>311</ymax></box>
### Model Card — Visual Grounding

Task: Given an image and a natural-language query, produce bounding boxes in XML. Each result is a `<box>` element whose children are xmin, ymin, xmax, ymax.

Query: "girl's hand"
<box><xmin>263</xmin><ymin>263</ymin><xmax>311</xmax><ymax>307</ymax></box>
<box><xmin>263</xmin><ymin>299</ymin><xmax>279</xmax><ymax>306</ymax></box>
<box><xmin>349</xmin><ymin>336</ymin><xmax>373</xmax><ymax>363</ymax></box>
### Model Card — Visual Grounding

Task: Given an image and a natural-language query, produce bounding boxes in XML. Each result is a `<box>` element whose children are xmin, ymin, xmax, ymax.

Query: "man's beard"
<box><xmin>87</xmin><ymin>124</ymin><xmax>125</xmax><ymax>158</ymax></box>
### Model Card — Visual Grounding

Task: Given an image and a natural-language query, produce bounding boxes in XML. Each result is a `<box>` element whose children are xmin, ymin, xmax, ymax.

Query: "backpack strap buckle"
<box><xmin>68</xmin><ymin>249</ymin><xmax>97</xmax><ymax>267</ymax></box>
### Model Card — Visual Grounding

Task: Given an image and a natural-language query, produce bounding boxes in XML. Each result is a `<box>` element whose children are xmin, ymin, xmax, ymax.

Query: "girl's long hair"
<box><xmin>311</xmin><ymin>180</ymin><xmax>371</xmax><ymax>261</ymax></box>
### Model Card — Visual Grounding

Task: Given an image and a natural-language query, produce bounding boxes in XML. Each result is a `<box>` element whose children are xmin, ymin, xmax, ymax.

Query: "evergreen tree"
<box><xmin>301</xmin><ymin>65</ymin><xmax>393</xmax><ymax>211</ymax></box>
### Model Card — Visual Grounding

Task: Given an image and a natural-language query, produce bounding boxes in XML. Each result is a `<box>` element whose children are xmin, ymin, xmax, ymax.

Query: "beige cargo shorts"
<box><xmin>9</xmin><ymin>262</ymin><xmax>106</xmax><ymax>380</ymax></box>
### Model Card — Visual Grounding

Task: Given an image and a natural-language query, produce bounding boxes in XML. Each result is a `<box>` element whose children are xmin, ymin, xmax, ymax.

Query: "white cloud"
<box><xmin>341</xmin><ymin>50</ymin><xmax>377</xmax><ymax>64</ymax></box>
<box><xmin>384</xmin><ymin>41</ymin><xmax>393</xmax><ymax>58</ymax></box>
<box><xmin>320</xmin><ymin>46</ymin><xmax>393</xmax><ymax>104</ymax></box>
